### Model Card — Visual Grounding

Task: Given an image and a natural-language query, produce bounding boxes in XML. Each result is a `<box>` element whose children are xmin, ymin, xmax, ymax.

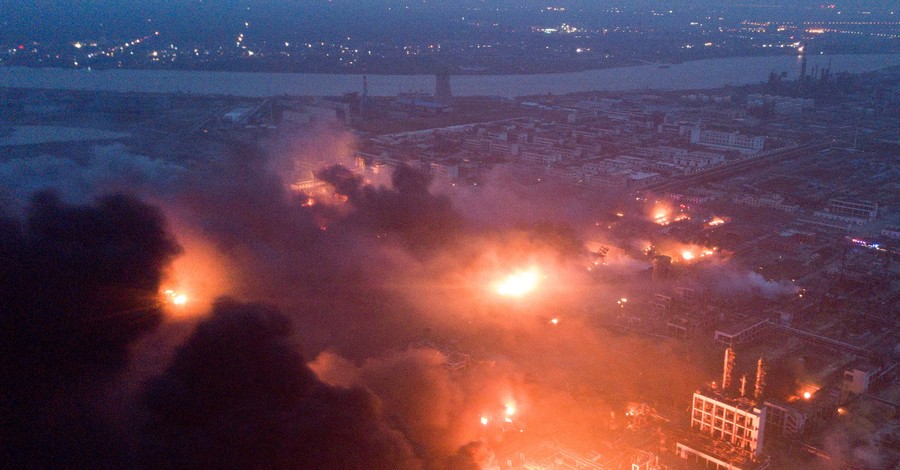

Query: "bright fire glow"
<box><xmin>803</xmin><ymin>391</ymin><xmax>811</xmax><ymax>400</ymax></box>
<box><xmin>480</xmin><ymin>416</ymin><xmax>489</xmax><ymax>426</ymax></box>
<box><xmin>162</xmin><ymin>289</ymin><xmax>189</xmax><ymax>306</ymax></box>
<box><xmin>707</xmin><ymin>217</ymin><xmax>726</xmax><ymax>226</ymax></box>
<box><xmin>505</xmin><ymin>403</ymin><xmax>516</xmax><ymax>417</ymax></box>
<box><xmin>159</xmin><ymin>222</ymin><xmax>235</xmax><ymax>318</ymax></box>
<box><xmin>681</xmin><ymin>251</ymin><xmax>695</xmax><ymax>261</ymax></box>
<box><xmin>550</xmin><ymin>318</ymin><xmax>559</xmax><ymax>325</ymax></box>
<box><xmin>650</xmin><ymin>202</ymin><xmax>691</xmax><ymax>226</ymax></box>
<box><xmin>495</xmin><ymin>267</ymin><xmax>541</xmax><ymax>297</ymax></box>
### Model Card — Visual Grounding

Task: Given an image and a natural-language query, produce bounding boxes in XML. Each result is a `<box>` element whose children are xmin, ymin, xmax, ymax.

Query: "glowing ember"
<box><xmin>681</xmin><ymin>251</ymin><xmax>695</xmax><ymax>261</ymax></box>
<box><xmin>707</xmin><ymin>217</ymin><xmax>726</xmax><ymax>226</ymax></box>
<box><xmin>495</xmin><ymin>267</ymin><xmax>541</xmax><ymax>297</ymax></box>
<box><xmin>803</xmin><ymin>391</ymin><xmax>811</xmax><ymax>400</ymax></box>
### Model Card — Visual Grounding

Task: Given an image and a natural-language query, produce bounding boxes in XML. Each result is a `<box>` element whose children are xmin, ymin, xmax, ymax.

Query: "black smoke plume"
<box><xmin>0</xmin><ymin>192</ymin><xmax>181</xmax><ymax>468</ymax></box>
<box><xmin>139</xmin><ymin>298</ymin><xmax>420</xmax><ymax>470</ymax></box>
<box><xmin>316</xmin><ymin>163</ymin><xmax>464</xmax><ymax>251</ymax></box>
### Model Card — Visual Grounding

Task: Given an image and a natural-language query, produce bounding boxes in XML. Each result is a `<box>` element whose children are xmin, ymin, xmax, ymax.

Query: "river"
<box><xmin>1</xmin><ymin>54</ymin><xmax>896</xmax><ymax>98</ymax></box>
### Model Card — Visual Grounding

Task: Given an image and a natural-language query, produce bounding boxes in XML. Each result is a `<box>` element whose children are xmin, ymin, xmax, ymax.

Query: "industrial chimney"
<box><xmin>722</xmin><ymin>347</ymin><xmax>735</xmax><ymax>392</ymax></box>
<box><xmin>435</xmin><ymin>73</ymin><xmax>452</xmax><ymax>105</ymax></box>
<box><xmin>754</xmin><ymin>357</ymin><xmax>767</xmax><ymax>401</ymax></box>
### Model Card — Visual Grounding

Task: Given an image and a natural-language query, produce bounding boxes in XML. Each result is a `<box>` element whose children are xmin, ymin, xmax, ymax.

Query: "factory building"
<box><xmin>762</xmin><ymin>399</ymin><xmax>805</xmax><ymax>436</ymax></box>
<box><xmin>675</xmin><ymin>351</ymin><xmax>771</xmax><ymax>470</ymax></box>
<box><xmin>687</xmin><ymin>391</ymin><xmax>767</xmax><ymax>455</ymax></box>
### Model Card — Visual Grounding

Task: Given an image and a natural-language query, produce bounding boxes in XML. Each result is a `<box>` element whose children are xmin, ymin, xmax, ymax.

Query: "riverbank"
<box><xmin>1</xmin><ymin>54</ymin><xmax>897</xmax><ymax>98</ymax></box>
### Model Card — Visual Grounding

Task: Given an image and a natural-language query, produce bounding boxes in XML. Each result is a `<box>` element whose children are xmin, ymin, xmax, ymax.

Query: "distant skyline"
<box><xmin>2</xmin><ymin>1</ymin><xmax>895</xmax><ymax>43</ymax></box>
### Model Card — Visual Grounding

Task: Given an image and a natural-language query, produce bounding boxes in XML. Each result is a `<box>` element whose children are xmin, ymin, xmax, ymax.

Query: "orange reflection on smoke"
<box><xmin>160</xmin><ymin>225</ymin><xmax>234</xmax><ymax>319</ymax></box>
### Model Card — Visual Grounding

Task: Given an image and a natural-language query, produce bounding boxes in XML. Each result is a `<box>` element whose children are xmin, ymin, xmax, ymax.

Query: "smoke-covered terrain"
<box><xmin>1</xmin><ymin>127</ymin><xmax>860</xmax><ymax>468</ymax></box>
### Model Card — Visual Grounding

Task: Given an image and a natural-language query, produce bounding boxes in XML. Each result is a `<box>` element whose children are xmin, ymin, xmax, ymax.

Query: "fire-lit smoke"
<box><xmin>1</xmin><ymin>128</ymin><xmax>729</xmax><ymax>468</ymax></box>
<box><xmin>156</xmin><ymin>221</ymin><xmax>235</xmax><ymax>319</ymax></box>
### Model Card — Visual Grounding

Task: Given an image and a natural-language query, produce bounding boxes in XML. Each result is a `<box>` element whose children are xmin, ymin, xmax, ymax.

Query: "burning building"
<box><xmin>675</xmin><ymin>351</ymin><xmax>771</xmax><ymax>470</ymax></box>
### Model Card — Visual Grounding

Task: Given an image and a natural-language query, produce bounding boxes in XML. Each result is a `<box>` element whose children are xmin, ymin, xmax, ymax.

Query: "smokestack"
<box><xmin>361</xmin><ymin>75</ymin><xmax>368</xmax><ymax>120</ymax></box>
<box><xmin>799</xmin><ymin>50</ymin><xmax>807</xmax><ymax>81</ymax></box>
<box><xmin>722</xmin><ymin>347</ymin><xmax>735</xmax><ymax>392</ymax></box>
<box><xmin>754</xmin><ymin>357</ymin><xmax>767</xmax><ymax>401</ymax></box>
<box><xmin>435</xmin><ymin>74</ymin><xmax>452</xmax><ymax>105</ymax></box>
<box><xmin>740</xmin><ymin>374</ymin><xmax>747</xmax><ymax>398</ymax></box>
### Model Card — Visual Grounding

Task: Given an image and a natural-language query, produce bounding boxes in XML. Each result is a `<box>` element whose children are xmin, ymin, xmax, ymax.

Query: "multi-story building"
<box><xmin>673</xmin><ymin>151</ymin><xmax>725</xmax><ymax>170</ymax></box>
<box><xmin>882</xmin><ymin>226</ymin><xmax>900</xmax><ymax>240</ymax></box>
<box><xmin>732</xmin><ymin>194</ymin><xmax>799</xmax><ymax>213</ymax></box>
<box><xmin>676</xmin><ymin>351</ymin><xmax>771</xmax><ymax>470</ymax></box>
<box><xmin>690</xmin><ymin>127</ymin><xmax>765</xmax><ymax>154</ymax></box>
<box><xmin>814</xmin><ymin>199</ymin><xmax>878</xmax><ymax>225</ymax></box>
<box><xmin>689</xmin><ymin>391</ymin><xmax>767</xmax><ymax>455</ymax></box>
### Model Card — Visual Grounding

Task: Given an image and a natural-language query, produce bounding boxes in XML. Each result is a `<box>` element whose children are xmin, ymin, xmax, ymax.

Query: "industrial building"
<box><xmin>688</xmin><ymin>391</ymin><xmax>767</xmax><ymax>454</ymax></box>
<box><xmin>675</xmin><ymin>350</ymin><xmax>771</xmax><ymax>469</ymax></box>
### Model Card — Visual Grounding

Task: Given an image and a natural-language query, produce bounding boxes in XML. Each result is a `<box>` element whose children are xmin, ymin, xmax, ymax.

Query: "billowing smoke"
<box><xmin>820</xmin><ymin>397</ymin><xmax>896</xmax><ymax>469</ymax></box>
<box><xmin>316</xmin><ymin>162</ymin><xmax>465</xmax><ymax>251</ymax></box>
<box><xmin>445</xmin><ymin>441</ymin><xmax>498</xmax><ymax>470</ymax></box>
<box><xmin>697</xmin><ymin>267</ymin><xmax>798</xmax><ymax>300</ymax></box>
<box><xmin>139</xmin><ymin>299</ymin><xmax>420</xmax><ymax>470</ymax></box>
<box><xmin>1</xmin><ymin>126</ymin><xmax>779</xmax><ymax>468</ymax></box>
<box><xmin>0</xmin><ymin>192</ymin><xmax>181</xmax><ymax>468</ymax></box>
<box><xmin>0</xmin><ymin>144</ymin><xmax>186</xmax><ymax>215</ymax></box>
